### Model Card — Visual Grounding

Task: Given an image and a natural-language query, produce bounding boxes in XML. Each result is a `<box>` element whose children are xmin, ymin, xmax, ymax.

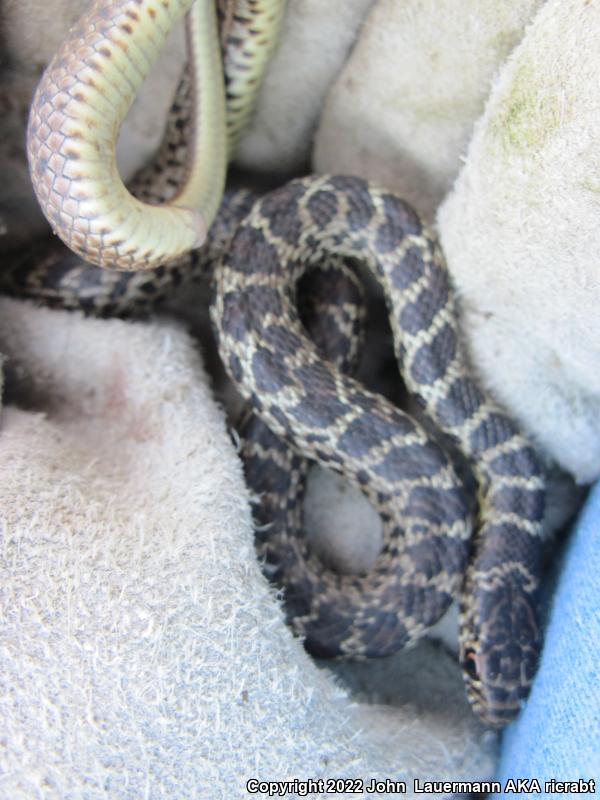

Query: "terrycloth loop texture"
<box><xmin>0</xmin><ymin>299</ymin><xmax>498</xmax><ymax>799</ymax></box>
<box><xmin>0</xmin><ymin>0</ymin><xmax>592</xmax><ymax>792</ymax></box>
<box><xmin>492</xmin><ymin>482</ymin><xmax>600</xmax><ymax>795</ymax></box>
<box><xmin>313</xmin><ymin>0</ymin><xmax>543</xmax><ymax>220</ymax></box>
<box><xmin>437</xmin><ymin>0</ymin><xmax>600</xmax><ymax>483</ymax></box>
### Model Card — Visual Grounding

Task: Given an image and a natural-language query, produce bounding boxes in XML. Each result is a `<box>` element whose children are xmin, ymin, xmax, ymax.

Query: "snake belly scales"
<box><xmin>6</xmin><ymin>0</ymin><xmax>547</xmax><ymax>727</ymax></box>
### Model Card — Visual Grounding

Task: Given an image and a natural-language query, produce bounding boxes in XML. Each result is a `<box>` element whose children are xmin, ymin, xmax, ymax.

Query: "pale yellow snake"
<box><xmin>26</xmin><ymin>0</ymin><xmax>285</xmax><ymax>271</ymax></box>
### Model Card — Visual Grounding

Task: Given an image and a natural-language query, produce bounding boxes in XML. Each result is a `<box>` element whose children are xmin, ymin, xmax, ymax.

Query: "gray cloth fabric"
<box><xmin>0</xmin><ymin>300</ymin><xmax>496</xmax><ymax>798</ymax></box>
<box><xmin>313</xmin><ymin>0</ymin><xmax>544</xmax><ymax>220</ymax></box>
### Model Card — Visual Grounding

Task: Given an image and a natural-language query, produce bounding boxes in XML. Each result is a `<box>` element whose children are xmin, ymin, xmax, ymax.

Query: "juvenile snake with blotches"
<box><xmin>211</xmin><ymin>176</ymin><xmax>546</xmax><ymax>726</ymax></box>
<box><xmin>14</xmin><ymin>0</ymin><xmax>547</xmax><ymax>727</ymax></box>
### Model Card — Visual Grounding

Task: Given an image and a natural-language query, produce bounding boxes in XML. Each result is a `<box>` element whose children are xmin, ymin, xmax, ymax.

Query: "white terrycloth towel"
<box><xmin>0</xmin><ymin>299</ymin><xmax>496</xmax><ymax>798</ymax></box>
<box><xmin>2</xmin><ymin>0</ymin><xmax>594</xmax><ymax>794</ymax></box>
<box><xmin>313</xmin><ymin>0</ymin><xmax>544</xmax><ymax>220</ymax></box>
<box><xmin>437</xmin><ymin>0</ymin><xmax>600</xmax><ymax>483</ymax></box>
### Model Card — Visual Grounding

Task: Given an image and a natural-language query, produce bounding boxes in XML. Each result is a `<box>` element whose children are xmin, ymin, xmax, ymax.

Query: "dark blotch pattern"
<box><xmin>410</xmin><ymin>322</ymin><xmax>457</xmax><ymax>386</ymax></box>
<box><xmin>306</xmin><ymin>190</ymin><xmax>339</xmax><ymax>230</ymax></box>
<box><xmin>290</xmin><ymin>391</ymin><xmax>350</xmax><ymax>430</ymax></box>
<box><xmin>382</xmin><ymin>193</ymin><xmax>422</xmax><ymax>235</ymax></box>
<box><xmin>247</xmin><ymin>284</ymin><xmax>285</xmax><ymax>321</ymax></box>
<box><xmin>329</xmin><ymin>176</ymin><xmax>375</xmax><ymax>230</ymax></box>
<box><xmin>251</xmin><ymin>346</ymin><xmax>293</xmax><ymax>394</ymax></box>
<box><xmin>372</xmin><ymin>441</ymin><xmax>447</xmax><ymax>483</ymax></box>
<box><xmin>489</xmin><ymin>447</ymin><xmax>542</xmax><ymax>479</ymax></box>
<box><xmin>337</xmin><ymin>409</ymin><xmax>414</xmax><ymax>459</ymax></box>
<box><xmin>261</xmin><ymin>323</ymin><xmax>303</xmax><ymax>353</ymax></box>
<box><xmin>225</xmin><ymin>226</ymin><xmax>280</xmax><ymax>276</ymax></box>
<box><xmin>221</xmin><ymin>291</ymin><xmax>251</xmax><ymax>343</ymax></box>
<box><xmin>242</xmin><ymin>450</ymin><xmax>291</xmax><ymax>498</ymax></box>
<box><xmin>435</xmin><ymin>377</ymin><xmax>484</xmax><ymax>427</ymax></box>
<box><xmin>349</xmin><ymin>610</ymin><xmax>410</xmax><ymax>658</ymax></box>
<box><xmin>405</xmin><ymin>485</ymin><xmax>468</xmax><ymax>527</ymax></box>
<box><xmin>489</xmin><ymin>486</ymin><xmax>545</xmax><ymax>522</ymax></box>
<box><xmin>399</xmin><ymin>282</ymin><xmax>448</xmax><ymax>335</ymax></box>
<box><xmin>391</xmin><ymin>246</ymin><xmax>426</xmax><ymax>289</ymax></box>
<box><xmin>228</xmin><ymin>352</ymin><xmax>243</xmax><ymax>383</ymax></box>
<box><xmin>260</xmin><ymin>183</ymin><xmax>307</xmax><ymax>244</ymax></box>
<box><xmin>469</xmin><ymin>413</ymin><xmax>518</xmax><ymax>456</ymax></box>
<box><xmin>376</xmin><ymin>194</ymin><xmax>422</xmax><ymax>252</ymax></box>
<box><xmin>346</xmin><ymin>192</ymin><xmax>376</xmax><ymax>231</ymax></box>
<box><xmin>404</xmin><ymin>536</ymin><xmax>466</xmax><ymax>581</ymax></box>
<box><xmin>473</xmin><ymin>522</ymin><xmax>540</xmax><ymax>573</ymax></box>
<box><xmin>268</xmin><ymin>405</ymin><xmax>296</xmax><ymax>440</ymax></box>
<box><xmin>295</xmin><ymin>362</ymin><xmax>338</xmax><ymax>397</ymax></box>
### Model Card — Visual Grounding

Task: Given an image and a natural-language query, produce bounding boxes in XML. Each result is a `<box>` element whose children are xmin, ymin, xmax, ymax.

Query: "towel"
<box><xmin>1</xmin><ymin>0</ymin><xmax>594</xmax><ymax>794</ymax></box>
<box><xmin>0</xmin><ymin>299</ymin><xmax>496</xmax><ymax>798</ymax></box>
<box><xmin>313</xmin><ymin>0</ymin><xmax>543</xmax><ymax>220</ymax></box>
<box><xmin>438</xmin><ymin>0</ymin><xmax>600</xmax><ymax>483</ymax></box>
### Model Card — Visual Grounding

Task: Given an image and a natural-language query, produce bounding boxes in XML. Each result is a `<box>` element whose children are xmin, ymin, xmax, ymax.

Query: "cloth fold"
<box><xmin>313</xmin><ymin>0</ymin><xmax>543</xmax><ymax>219</ymax></box>
<box><xmin>2</xmin><ymin>0</ymin><xmax>598</xmax><ymax>792</ymax></box>
<box><xmin>438</xmin><ymin>0</ymin><xmax>600</xmax><ymax>482</ymax></box>
<box><xmin>0</xmin><ymin>298</ymin><xmax>496</xmax><ymax>798</ymax></box>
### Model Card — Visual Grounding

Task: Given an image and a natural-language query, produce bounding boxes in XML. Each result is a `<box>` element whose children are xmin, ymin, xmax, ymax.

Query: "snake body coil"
<box><xmin>15</xmin><ymin>0</ymin><xmax>548</xmax><ymax>728</ymax></box>
<box><xmin>211</xmin><ymin>175</ymin><xmax>546</xmax><ymax>726</ymax></box>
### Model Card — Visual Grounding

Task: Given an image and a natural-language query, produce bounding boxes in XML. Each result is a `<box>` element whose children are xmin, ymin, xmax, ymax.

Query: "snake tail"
<box><xmin>26</xmin><ymin>0</ymin><xmax>226</xmax><ymax>271</ymax></box>
<box><xmin>0</xmin><ymin>186</ymin><xmax>258</xmax><ymax>316</ymax></box>
<box><xmin>217</xmin><ymin>0</ymin><xmax>287</xmax><ymax>157</ymax></box>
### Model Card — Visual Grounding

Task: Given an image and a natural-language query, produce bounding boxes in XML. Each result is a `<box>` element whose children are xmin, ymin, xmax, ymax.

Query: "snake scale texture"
<box><xmin>11</xmin><ymin>0</ymin><xmax>547</xmax><ymax>728</ymax></box>
<box><xmin>211</xmin><ymin>176</ymin><xmax>546</xmax><ymax>726</ymax></box>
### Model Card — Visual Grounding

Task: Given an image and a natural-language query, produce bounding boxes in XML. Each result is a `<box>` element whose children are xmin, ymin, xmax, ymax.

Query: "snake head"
<box><xmin>459</xmin><ymin>573</ymin><xmax>542</xmax><ymax>728</ymax></box>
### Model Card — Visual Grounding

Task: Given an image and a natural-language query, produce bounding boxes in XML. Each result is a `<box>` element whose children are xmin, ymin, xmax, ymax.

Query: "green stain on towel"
<box><xmin>490</xmin><ymin>62</ymin><xmax>563</xmax><ymax>154</ymax></box>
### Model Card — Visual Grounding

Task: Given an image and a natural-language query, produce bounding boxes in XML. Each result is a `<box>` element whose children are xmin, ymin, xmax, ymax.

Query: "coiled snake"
<box><xmin>10</xmin><ymin>0</ymin><xmax>547</xmax><ymax>727</ymax></box>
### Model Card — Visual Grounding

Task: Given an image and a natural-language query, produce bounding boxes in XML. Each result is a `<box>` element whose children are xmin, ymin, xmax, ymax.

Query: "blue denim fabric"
<box><xmin>492</xmin><ymin>482</ymin><xmax>600</xmax><ymax>798</ymax></box>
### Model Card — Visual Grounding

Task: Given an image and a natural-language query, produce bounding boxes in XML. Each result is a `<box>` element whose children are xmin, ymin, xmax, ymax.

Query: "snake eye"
<box><xmin>463</xmin><ymin>648</ymin><xmax>480</xmax><ymax>681</ymax></box>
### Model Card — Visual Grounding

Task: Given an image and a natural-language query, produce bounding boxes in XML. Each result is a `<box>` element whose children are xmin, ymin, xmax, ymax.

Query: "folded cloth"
<box><xmin>0</xmin><ymin>298</ymin><xmax>497</xmax><ymax>799</ymax></box>
<box><xmin>2</xmin><ymin>1</ymin><xmax>595</xmax><ymax>793</ymax></box>
<box><xmin>314</xmin><ymin>0</ymin><xmax>600</xmax><ymax>484</ymax></box>
<box><xmin>313</xmin><ymin>0</ymin><xmax>543</xmax><ymax>219</ymax></box>
<box><xmin>438</xmin><ymin>0</ymin><xmax>600</xmax><ymax>482</ymax></box>
<box><xmin>234</xmin><ymin>0</ymin><xmax>376</xmax><ymax>176</ymax></box>
<box><xmin>492</xmin><ymin>482</ymin><xmax>600</xmax><ymax>795</ymax></box>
